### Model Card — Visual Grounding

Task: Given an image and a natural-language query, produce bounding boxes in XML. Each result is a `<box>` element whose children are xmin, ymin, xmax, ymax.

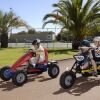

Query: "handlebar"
<box><xmin>27</xmin><ymin>49</ymin><xmax>36</xmax><ymax>57</ymax></box>
<box><xmin>28</xmin><ymin>48</ymin><xmax>33</xmax><ymax>51</ymax></box>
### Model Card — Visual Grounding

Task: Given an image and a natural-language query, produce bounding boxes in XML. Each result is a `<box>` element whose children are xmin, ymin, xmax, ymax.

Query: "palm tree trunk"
<box><xmin>72</xmin><ymin>38</ymin><xmax>82</xmax><ymax>50</ymax></box>
<box><xmin>1</xmin><ymin>33</ymin><xmax>8</xmax><ymax>48</ymax></box>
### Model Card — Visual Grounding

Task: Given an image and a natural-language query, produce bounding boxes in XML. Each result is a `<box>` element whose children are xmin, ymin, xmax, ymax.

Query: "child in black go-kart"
<box><xmin>79</xmin><ymin>39</ymin><xmax>98</xmax><ymax>77</ymax></box>
<box><xmin>59</xmin><ymin>38</ymin><xmax>100</xmax><ymax>89</ymax></box>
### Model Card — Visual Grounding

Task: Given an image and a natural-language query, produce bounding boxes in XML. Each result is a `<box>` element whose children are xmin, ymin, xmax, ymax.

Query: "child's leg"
<box><xmin>89</xmin><ymin>51</ymin><xmax>98</xmax><ymax>76</ymax></box>
<box><xmin>35</xmin><ymin>54</ymin><xmax>40</xmax><ymax>64</ymax></box>
<box><xmin>89</xmin><ymin>58</ymin><xmax>98</xmax><ymax>77</ymax></box>
<box><xmin>30</xmin><ymin>57</ymin><xmax>36</xmax><ymax>67</ymax></box>
<box><xmin>81</xmin><ymin>57</ymin><xmax>89</xmax><ymax>69</ymax></box>
<box><xmin>81</xmin><ymin>62</ymin><xmax>89</xmax><ymax>69</ymax></box>
<box><xmin>30</xmin><ymin>55</ymin><xmax>40</xmax><ymax>67</ymax></box>
<box><xmin>91</xmin><ymin>59</ymin><xmax>97</xmax><ymax>72</ymax></box>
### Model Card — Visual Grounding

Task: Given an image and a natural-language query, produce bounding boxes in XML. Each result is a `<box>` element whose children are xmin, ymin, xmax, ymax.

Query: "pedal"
<box><xmin>82</xmin><ymin>69</ymin><xmax>93</xmax><ymax>73</ymax></box>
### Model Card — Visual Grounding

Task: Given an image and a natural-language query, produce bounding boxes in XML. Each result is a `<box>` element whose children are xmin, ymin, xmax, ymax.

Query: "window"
<box><xmin>47</xmin><ymin>35</ymin><xmax>51</xmax><ymax>40</ymax></box>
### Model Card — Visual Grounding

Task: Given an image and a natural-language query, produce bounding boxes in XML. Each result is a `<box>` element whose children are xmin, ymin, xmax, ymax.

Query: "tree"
<box><xmin>16</xmin><ymin>31</ymin><xmax>27</xmax><ymax>35</ymax></box>
<box><xmin>0</xmin><ymin>10</ymin><xmax>27</xmax><ymax>48</ymax></box>
<box><xmin>56</xmin><ymin>31</ymin><xmax>72</xmax><ymax>42</ymax></box>
<box><xmin>43</xmin><ymin>0</ymin><xmax>100</xmax><ymax>49</ymax></box>
<box><xmin>28</xmin><ymin>28</ymin><xmax>36</xmax><ymax>34</ymax></box>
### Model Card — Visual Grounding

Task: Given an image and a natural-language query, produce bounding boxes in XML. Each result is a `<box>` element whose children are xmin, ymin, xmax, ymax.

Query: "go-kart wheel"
<box><xmin>60</xmin><ymin>71</ymin><xmax>76</xmax><ymax>89</ymax></box>
<box><xmin>48</xmin><ymin>64</ymin><xmax>59</xmax><ymax>78</ymax></box>
<box><xmin>97</xmin><ymin>69</ymin><xmax>100</xmax><ymax>75</ymax></box>
<box><xmin>0</xmin><ymin>66</ymin><xmax>11</xmax><ymax>81</ymax></box>
<box><xmin>12</xmin><ymin>70</ymin><xmax>27</xmax><ymax>86</ymax></box>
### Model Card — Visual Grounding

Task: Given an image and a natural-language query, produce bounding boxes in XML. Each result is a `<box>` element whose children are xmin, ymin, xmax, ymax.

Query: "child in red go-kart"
<box><xmin>78</xmin><ymin>39</ymin><xmax>98</xmax><ymax>77</ymax></box>
<box><xmin>0</xmin><ymin>39</ymin><xmax>60</xmax><ymax>86</ymax></box>
<box><xmin>30</xmin><ymin>39</ymin><xmax>47</xmax><ymax>67</ymax></box>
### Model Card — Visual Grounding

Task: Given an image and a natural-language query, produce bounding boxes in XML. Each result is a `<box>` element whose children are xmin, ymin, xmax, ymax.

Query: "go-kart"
<box><xmin>0</xmin><ymin>48</ymin><xmax>59</xmax><ymax>86</ymax></box>
<box><xmin>60</xmin><ymin>51</ymin><xmax>100</xmax><ymax>89</ymax></box>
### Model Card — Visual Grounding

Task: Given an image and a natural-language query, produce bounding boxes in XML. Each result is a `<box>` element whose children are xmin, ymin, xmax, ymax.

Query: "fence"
<box><xmin>8</xmin><ymin>42</ymin><xmax>72</xmax><ymax>48</ymax></box>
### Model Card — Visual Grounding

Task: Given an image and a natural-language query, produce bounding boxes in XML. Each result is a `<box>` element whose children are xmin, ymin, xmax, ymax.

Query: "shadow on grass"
<box><xmin>0</xmin><ymin>48</ymin><xmax>78</xmax><ymax>54</ymax></box>
<box><xmin>53</xmin><ymin>77</ymin><xmax>100</xmax><ymax>96</ymax></box>
<box><xmin>0</xmin><ymin>47</ymin><xmax>23</xmax><ymax>51</ymax></box>
<box><xmin>48</xmin><ymin>49</ymin><xmax>78</xmax><ymax>54</ymax></box>
<box><xmin>0</xmin><ymin>48</ymin><xmax>5</xmax><ymax>50</ymax></box>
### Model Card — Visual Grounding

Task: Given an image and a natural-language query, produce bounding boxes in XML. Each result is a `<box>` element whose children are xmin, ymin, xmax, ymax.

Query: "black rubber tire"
<box><xmin>97</xmin><ymin>70</ymin><xmax>100</xmax><ymax>75</ymax></box>
<box><xmin>60</xmin><ymin>71</ymin><xmax>76</xmax><ymax>89</ymax></box>
<box><xmin>48</xmin><ymin>63</ymin><xmax>59</xmax><ymax>78</ymax></box>
<box><xmin>12</xmin><ymin>70</ymin><xmax>27</xmax><ymax>86</ymax></box>
<box><xmin>0</xmin><ymin>66</ymin><xmax>11</xmax><ymax>81</ymax></box>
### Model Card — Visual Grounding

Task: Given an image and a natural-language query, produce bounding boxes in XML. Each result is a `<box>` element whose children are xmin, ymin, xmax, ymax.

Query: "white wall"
<box><xmin>8</xmin><ymin>43</ymin><xmax>72</xmax><ymax>48</ymax></box>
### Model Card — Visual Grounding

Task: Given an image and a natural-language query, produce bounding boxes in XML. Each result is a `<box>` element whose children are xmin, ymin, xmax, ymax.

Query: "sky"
<box><xmin>0</xmin><ymin>0</ymin><xmax>97</xmax><ymax>33</ymax></box>
<box><xmin>0</xmin><ymin>0</ymin><xmax>59</xmax><ymax>32</ymax></box>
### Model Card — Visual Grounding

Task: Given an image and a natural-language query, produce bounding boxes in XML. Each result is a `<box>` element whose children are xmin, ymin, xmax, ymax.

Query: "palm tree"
<box><xmin>43</xmin><ymin>0</ymin><xmax>100</xmax><ymax>49</ymax></box>
<box><xmin>0</xmin><ymin>10</ymin><xmax>28</xmax><ymax>48</ymax></box>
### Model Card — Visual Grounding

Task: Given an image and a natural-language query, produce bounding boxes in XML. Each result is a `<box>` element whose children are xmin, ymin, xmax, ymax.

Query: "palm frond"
<box><xmin>42</xmin><ymin>0</ymin><xmax>100</xmax><ymax>38</ymax></box>
<box><xmin>81</xmin><ymin>0</ymin><xmax>93</xmax><ymax>21</ymax></box>
<box><xmin>43</xmin><ymin>13</ymin><xmax>65</xmax><ymax>23</ymax></box>
<box><xmin>42</xmin><ymin>20</ymin><xmax>58</xmax><ymax>28</ymax></box>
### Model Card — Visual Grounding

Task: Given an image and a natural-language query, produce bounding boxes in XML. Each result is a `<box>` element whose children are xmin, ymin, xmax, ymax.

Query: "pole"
<box><xmin>67</xmin><ymin>32</ymin><xmax>68</xmax><ymax>48</ymax></box>
<box><xmin>47</xmin><ymin>28</ymin><xmax>49</xmax><ymax>48</ymax></box>
<box><xmin>10</xmin><ymin>8</ymin><xmax>12</xmax><ymax>36</ymax></box>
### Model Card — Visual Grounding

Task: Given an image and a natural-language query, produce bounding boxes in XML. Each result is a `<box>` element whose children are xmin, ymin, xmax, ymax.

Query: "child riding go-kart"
<box><xmin>60</xmin><ymin>39</ymin><xmax>100</xmax><ymax>89</ymax></box>
<box><xmin>0</xmin><ymin>39</ymin><xmax>59</xmax><ymax>86</ymax></box>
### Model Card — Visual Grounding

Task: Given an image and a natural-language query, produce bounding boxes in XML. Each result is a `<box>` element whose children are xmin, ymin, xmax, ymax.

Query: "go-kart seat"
<box><xmin>37</xmin><ymin>48</ymin><xmax>48</xmax><ymax>64</ymax></box>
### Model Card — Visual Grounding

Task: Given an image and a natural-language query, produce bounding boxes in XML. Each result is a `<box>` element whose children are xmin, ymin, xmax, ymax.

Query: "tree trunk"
<box><xmin>1</xmin><ymin>33</ymin><xmax>8</xmax><ymax>48</ymax></box>
<box><xmin>72</xmin><ymin>38</ymin><xmax>82</xmax><ymax>50</ymax></box>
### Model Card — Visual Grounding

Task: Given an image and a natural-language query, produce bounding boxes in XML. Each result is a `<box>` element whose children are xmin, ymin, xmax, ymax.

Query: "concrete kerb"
<box><xmin>55</xmin><ymin>58</ymin><xmax>73</xmax><ymax>62</ymax></box>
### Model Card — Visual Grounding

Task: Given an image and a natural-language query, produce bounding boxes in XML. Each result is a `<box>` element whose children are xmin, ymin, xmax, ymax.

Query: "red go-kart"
<box><xmin>0</xmin><ymin>48</ymin><xmax>59</xmax><ymax>86</ymax></box>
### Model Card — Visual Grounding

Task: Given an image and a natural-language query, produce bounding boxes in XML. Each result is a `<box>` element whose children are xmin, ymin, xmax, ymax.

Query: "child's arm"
<box><xmin>30</xmin><ymin>46</ymin><xmax>35</xmax><ymax>51</ymax></box>
<box><xmin>79</xmin><ymin>46</ymin><xmax>91</xmax><ymax>50</ymax></box>
<box><xmin>31</xmin><ymin>46</ymin><xmax>43</xmax><ymax>52</ymax></box>
<box><xmin>96</xmin><ymin>50</ymin><xmax>100</xmax><ymax>54</ymax></box>
<box><xmin>79</xmin><ymin>46</ymin><xmax>92</xmax><ymax>53</ymax></box>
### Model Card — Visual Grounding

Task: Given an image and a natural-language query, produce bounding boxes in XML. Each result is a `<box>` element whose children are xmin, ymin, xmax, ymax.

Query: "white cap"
<box><xmin>93</xmin><ymin>36</ymin><xmax>100</xmax><ymax>42</ymax></box>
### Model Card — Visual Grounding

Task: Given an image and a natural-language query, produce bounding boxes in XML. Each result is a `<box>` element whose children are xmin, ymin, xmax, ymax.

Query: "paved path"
<box><xmin>0</xmin><ymin>59</ymin><xmax>100</xmax><ymax>100</ymax></box>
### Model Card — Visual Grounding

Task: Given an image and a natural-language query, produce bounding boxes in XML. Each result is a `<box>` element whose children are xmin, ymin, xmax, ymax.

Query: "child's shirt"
<box><xmin>94</xmin><ymin>47</ymin><xmax>100</xmax><ymax>58</ymax></box>
<box><xmin>31</xmin><ymin>45</ymin><xmax>45</xmax><ymax>62</ymax></box>
<box><xmin>92</xmin><ymin>47</ymin><xmax>100</xmax><ymax>62</ymax></box>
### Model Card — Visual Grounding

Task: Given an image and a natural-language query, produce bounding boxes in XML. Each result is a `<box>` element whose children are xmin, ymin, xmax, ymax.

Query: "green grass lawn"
<box><xmin>0</xmin><ymin>48</ymin><xmax>78</xmax><ymax>66</ymax></box>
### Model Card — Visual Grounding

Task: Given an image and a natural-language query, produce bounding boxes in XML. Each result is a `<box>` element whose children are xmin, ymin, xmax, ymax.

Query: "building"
<box><xmin>9</xmin><ymin>31</ymin><xmax>55</xmax><ymax>43</ymax></box>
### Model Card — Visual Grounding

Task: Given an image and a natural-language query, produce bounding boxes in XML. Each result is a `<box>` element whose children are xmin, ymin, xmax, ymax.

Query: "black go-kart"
<box><xmin>60</xmin><ymin>51</ymin><xmax>100</xmax><ymax>89</ymax></box>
